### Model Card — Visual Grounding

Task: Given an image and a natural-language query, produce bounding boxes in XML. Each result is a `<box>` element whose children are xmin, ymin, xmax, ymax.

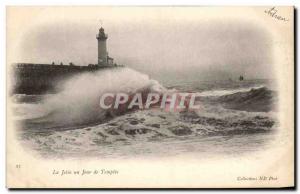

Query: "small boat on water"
<box><xmin>239</xmin><ymin>75</ymin><xmax>244</xmax><ymax>81</ymax></box>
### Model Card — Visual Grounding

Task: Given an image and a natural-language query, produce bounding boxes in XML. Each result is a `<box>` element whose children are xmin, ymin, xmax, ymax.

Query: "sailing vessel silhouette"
<box><xmin>239</xmin><ymin>75</ymin><xmax>244</xmax><ymax>81</ymax></box>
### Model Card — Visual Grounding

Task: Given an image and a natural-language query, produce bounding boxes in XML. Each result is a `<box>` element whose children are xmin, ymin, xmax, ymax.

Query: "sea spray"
<box><xmin>38</xmin><ymin>68</ymin><xmax>166</xmax><ymax>127</ymax></box>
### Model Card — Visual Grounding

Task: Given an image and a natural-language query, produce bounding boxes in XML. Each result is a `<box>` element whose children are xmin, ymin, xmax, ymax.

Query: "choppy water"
<box><xmin>12</xmin><ymin>68</ymin><xmax>278</xmax><ymax>159</ymax></box>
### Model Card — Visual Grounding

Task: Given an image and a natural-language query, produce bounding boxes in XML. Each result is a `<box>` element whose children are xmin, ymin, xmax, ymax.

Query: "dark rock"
<box><xmin>151</xmin><ymin>124</ymin><xmax>160</xmax><ymax>128</ymax></box>
<box><xmin>116</xmin><ymin>138</ymin><xmax>127</xmax><ymax>141</ymax></box>
<box><xmin>158</xmin><ymin>115</ymin><xmax>166</xmax><ymax>119</ymax></box>
<box><xmin>259</xmin><ymin>120</ymin><xmax>275</xmax><ymax>128</ymax></box>
<box><xmin>108</xmin><ymin>122</ymin><xmax>118</xmax><ymax>126</ymax></box>
<box><xmin>254</xmin><ymin>116</ymin><xmax>267</xmax><ymax>120</ymax></box>
<box><xmin>239</xmin><ymin>120</ymin><xmax>256</xmax><ymax>126</ymax></box>
<box><xmin>170</xmin><ymin>126</ymin><xmax>193</xmax><ymax>136</ymax></box>
<box><xmin>129</xmin><ymin>120</ymin><xmax>139</xmax><ymax>125</ymax></box>
<box><xmin>125</xmin><ymin>128</ymin><xmax>150</xmax><ymax>136</ymax></box>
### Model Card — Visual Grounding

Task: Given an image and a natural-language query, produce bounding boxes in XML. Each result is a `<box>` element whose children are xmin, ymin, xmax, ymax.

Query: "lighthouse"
<box><xmin>96</xmin><ymin>27</ymin><xmax>114</xmax><ymax>66</ymax></box>
<box><xmin>96</xmin><ymin>27</ymin><xmax>108</xmax><ymax>65</ymax></box>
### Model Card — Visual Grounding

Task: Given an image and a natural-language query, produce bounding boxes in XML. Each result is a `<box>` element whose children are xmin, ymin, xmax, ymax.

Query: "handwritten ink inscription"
<box><xmin>264</xmin><ymin>7</ymin><xmax>289</xmax><ymax>22</ymax></box>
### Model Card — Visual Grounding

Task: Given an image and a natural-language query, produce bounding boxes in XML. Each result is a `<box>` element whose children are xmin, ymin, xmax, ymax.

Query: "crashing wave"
<box><xmin>214</xmin><ymin>87</ymin><xmax>277</xmax><ymax>112</ymax></box>
<box><xmin>21</xmin><ymin>68</ymin><xmax>166</xmax><ymax>129</ymax></box>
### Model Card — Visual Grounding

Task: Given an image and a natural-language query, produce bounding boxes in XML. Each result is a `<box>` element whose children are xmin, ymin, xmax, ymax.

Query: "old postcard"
<box><xmin>6</xmin><ymin>6</ymin><xmax>294</xmax><ymax>188</ymax></box>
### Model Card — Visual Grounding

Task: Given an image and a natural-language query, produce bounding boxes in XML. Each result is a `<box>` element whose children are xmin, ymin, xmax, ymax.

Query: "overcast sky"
<box><xmin>18</xmin><ymin>19</ymin><xmax>274</xmax><ymax>81</ymax></box>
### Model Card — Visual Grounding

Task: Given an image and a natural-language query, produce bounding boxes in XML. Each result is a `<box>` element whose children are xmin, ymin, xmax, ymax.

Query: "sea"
<box><xmin>11</xmin><ymin>68</ymin><xmax>278</xmax><ymax>159</ymax></box>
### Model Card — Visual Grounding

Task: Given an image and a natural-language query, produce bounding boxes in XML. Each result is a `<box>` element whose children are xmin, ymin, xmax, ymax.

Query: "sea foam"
<box><xmin>39</xmin><ymin>68</ymin><xmax>165</xmax><ymax>126</ymax></box>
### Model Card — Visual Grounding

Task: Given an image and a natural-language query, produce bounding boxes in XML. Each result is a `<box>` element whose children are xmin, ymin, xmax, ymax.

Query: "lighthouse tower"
<box><xmin>96</xmin><ymin>27</ymin><xmax>108</xmax><ymax>65</ymax></box>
